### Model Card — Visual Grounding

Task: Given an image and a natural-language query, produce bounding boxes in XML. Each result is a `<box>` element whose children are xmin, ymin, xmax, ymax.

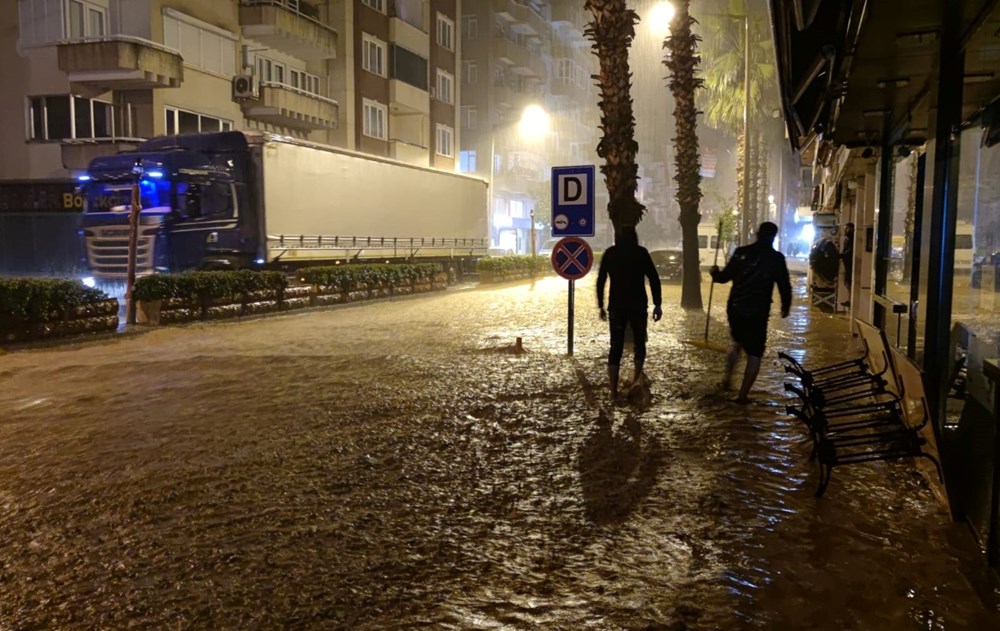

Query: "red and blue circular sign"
<box><xmin>551</xmin><ymin>237</ymin><xmax>594</xmax><ymax>280</ymax></box>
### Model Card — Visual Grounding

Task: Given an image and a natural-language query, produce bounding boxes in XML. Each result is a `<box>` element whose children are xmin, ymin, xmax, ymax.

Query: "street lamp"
<box><xmin>648</xmin><ymin>2</ymin><xmax>676</xmax><ymax>37</ymax></box>
<box><xmin>489</xmin><ymin>104</ymin><xmax>550</xmax><ymax>252</ymax></box>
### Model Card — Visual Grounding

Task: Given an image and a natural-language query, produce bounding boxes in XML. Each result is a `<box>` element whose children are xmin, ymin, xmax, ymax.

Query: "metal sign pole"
<box><xmin>568</xmin><ymin>279</ymin><xmax>575</xmax><ymax>356</ymax></box>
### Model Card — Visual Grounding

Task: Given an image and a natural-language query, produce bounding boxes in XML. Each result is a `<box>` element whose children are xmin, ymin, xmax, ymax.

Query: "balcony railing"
<box><xmin>239</xmin><ymin>0</ymin><xmax>337</xmax><ymax>60</ymax></box>
<box><xmin>242</xmin><ymin>82</ymin><xmax>338</xmax><ymax>129</ymax></box>
<box><xmin>389</xmin><ymin>0</ymin><xmax>425</xmax><ymax>31</ymax></box>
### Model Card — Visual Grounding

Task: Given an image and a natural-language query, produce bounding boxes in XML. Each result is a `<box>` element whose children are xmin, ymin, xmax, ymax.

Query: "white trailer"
<box><xmin>258</xmin><ymin>136</ymin><xmax>489</xmax><ymax>264</ymax></box>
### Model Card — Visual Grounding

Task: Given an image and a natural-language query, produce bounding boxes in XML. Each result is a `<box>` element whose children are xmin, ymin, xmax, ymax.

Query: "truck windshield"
<box><xmin>84</xmin><ymin>178</ymin><xmax>171</xmax><ymax>213</ymax></box>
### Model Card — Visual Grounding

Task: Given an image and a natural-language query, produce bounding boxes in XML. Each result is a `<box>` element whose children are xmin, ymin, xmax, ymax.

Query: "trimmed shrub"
<box><xmin>298</xmin><ymin>263</ymin><xmax>443</xmax><ymax>291</ymax></box>
<box><xmin>0</xmin><ymin>278</ymin><xmax>110</xmax><ymax>323</ymax></box>
<box><xmin>477</xmin><ymin>255</ymin><xmax>550</xmax><ymax>276</ymax></box>
<box><xmin>133</xmin><ymin>270</ymin><xmax>289</xmax><ymax>303</ymax></box>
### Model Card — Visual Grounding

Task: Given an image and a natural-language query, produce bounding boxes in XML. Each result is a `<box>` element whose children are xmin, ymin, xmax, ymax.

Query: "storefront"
<box><xmin>770</xmin><ymin>0</ymin><xmax>1000</xmax><ymax>562</ymax></box>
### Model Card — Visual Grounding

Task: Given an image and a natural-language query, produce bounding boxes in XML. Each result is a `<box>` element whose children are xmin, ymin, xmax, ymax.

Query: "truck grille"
<box><xmin>85</xmin><ymin>225</ymin><xmax>158</xmax><ymax>279</ymax></box>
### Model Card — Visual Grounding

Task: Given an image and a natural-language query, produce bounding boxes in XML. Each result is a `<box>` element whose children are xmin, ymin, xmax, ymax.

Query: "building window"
<box><xmin>436</xmin><ymin>124</ymin><xmax>454</xmax><ymax>157</ymax></box>
<box><xmin>363</xmin><ymin>99</ymin><xmax>387</xmax><ymax>140</ymax></box>
<box><xmin>255</xmin><ymin>55</ymin><xmax>322</xmax><ymax>96</ymax></box>
<box><xmin>436</xmin><ymin>69</ymin><xmax>454</xmax><ymax>104</ymax></box>
<box><xmin>459</xmin><ymin>150</ymin><xmax>477</xmax><ymax>173</ymax></box>
<box><xmin>362</xmin><ymin>33</ymin><xmax>386</xmax><ymax>77</ymax></box>
<box><xmin>27</xmin><ymin>95</ymin><xmax>116</xmax><ymax>141</ymax></box>
<box><xmin>361</xmin><ymin>0</ymin><xmax>384</xmax><ymax>12</ymax></box>
<box><xmin>436</xmin><ymin>13</ymin><xmax>454</xmax><ymax>51</ymax></box>
<box><xmin>463</xmin><ymin>14</ymin><xmax>477</xmax><ymax>40</ymax></box>
<box><xmin>163</xmin><ymin>10</ymin><xmax>237</xmax><ymax>77</ymax></box>
<box><xmin>461</xmin><ymin>106</ymin><xmax>477</xmax><ymax>129</ymax></box>
<box><xmin>165</xmin><ymin>107</ymin><xmax>232</xmax><ymax>135</ymax></box>
<box><xmin>462</xmin><ymin>60</ymin><xmax>478</xmax><ymax>85</ymax></box>
<box><xmin>390</xmin><ymin>44</ymin><xmax>428</xmax><ymax>90</ymax></box>
<box><xmin>67</xmin><ymin>0</ymin><xmax>106</xmax><ymax>39</ymax></box>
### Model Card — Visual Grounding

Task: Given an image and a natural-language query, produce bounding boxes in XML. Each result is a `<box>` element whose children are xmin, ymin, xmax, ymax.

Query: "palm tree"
<box><xmin>697</xmin><ymin>0</ymin><xmax>777</xmax><ymax>242</ymax></box>
<box><xmin>585</xmin><ymin>0</ymin><xmax>645</xmax><ymax>236</ymax></box>
<box><xmin>664</xmin><ymin>0</ymin><xmax>705</xmax><ymax>310</ymax></box>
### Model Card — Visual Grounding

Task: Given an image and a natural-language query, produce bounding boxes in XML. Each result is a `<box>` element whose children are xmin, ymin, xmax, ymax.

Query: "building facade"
<box><xmin>458</xmin><ymin>0</ymin><xmax>609</xmax><ymax>253</ymax></box>
<box><xmin>0</xmin><ymin>0</ymin><xmax>460</xmax><ymax>182</ymax></box>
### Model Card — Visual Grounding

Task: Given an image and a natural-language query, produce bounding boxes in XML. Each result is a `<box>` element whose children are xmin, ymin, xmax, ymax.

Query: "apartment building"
<box><xmin>459</xmin><ymin>0</ymin><xmax>609</xmax><ymax>253</ymax></box>
<box><xmin>0</xmin><ymin>0</ymin><xmax>459</xmax><ymax>183</ymax></box>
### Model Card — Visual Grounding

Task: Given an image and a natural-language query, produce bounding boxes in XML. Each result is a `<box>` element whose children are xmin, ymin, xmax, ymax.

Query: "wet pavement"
<box><xmin>1</xmin><ymin>275</ymin><xmax>999</xmax><ymax>629</ymax></box>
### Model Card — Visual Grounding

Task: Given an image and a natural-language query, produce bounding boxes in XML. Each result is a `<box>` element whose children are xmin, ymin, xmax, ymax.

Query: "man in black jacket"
<box><xmin>596</xmin><ymin>226</ymin><xmax>663</xmax><ymax>401</ymax></box>
<box><xmin>710</xmin><ymin>222</ymin><xmax>792</xmax><ymax>404</ymax></box>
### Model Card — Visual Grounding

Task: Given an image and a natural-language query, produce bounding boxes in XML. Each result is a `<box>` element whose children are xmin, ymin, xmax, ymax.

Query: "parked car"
<box><xmin>487</xmin><ymin>247</ymin><xmax>514</xmax><ymax>257</ymax></box>
<box><xmin>650</xmin><ymin>249</ymin><xmax>684</xmax><ymax>282</ymax></box>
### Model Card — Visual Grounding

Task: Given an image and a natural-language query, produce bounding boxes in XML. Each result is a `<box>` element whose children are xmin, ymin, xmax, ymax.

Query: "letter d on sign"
<box><xmin>558</xmin><ymin>174</ymin><xmax>586</xmax><ymax>205</ymax></box>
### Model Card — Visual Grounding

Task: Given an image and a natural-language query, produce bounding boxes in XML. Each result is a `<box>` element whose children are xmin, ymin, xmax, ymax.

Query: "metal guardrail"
<box><xmin>258</xmin><ymin>81</ymin><xmax>339</xmax><ymax>106</ymax></box>
<box><xmin>240</xmin><ymin>0</ymin><xmax>331</xmax><ymax>29</ymax></box>
<box><xmin>267</xmin><ymin>235</ymin><xmax>489</xmax><ymax>258</ymax></box>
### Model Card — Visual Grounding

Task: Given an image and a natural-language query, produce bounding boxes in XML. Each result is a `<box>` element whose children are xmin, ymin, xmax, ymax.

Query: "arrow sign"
<box><xmin>551</xmin><ymin>236</ymin><xmax>593</xmax><ymax>281</ymax></box>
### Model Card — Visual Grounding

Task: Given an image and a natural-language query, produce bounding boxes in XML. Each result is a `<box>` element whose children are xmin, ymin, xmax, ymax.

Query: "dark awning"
<box><xmin>769</xmin><ymin>0</ymin><xmax>1000</xmax><ymax>151</ymax></box>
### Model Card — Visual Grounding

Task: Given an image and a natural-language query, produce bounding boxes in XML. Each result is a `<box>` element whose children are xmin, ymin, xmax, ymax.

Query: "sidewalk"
<box><xmin>0</xmin><ymin>275</ymin><xmax>997</xmax><ymax>628</ymax></box>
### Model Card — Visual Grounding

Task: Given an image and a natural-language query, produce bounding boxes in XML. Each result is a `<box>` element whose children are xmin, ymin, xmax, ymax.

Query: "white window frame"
<box><xmin>362</xmin><ymin>33</ymin><xmax>386</xmax><ymax>77</ymax></box>
<box><xmin>463</xmin><ymin>14</ymin><xmax>478</xmax><ymax>40</ymax></box>
<box><xmin>67</xmin><ymin>0</ymin><xmax>108</xmax><ymax>40</ymax></box>
<box><xmin>361</xmin><ymin>0</ymin><xmax>385</xmax><ymax>13</ymax></box>
<box><xmin>462</xmin><ymin>60</ymin><xmax>477</xmax><ymax>85</ymax></box>
<box><xmin>26</xmin><ymin>94</ymin><xmax>117</xmax><ymax>141</ymax></box>
<box><xmin>436</xmin><ymin>69</ymin><xmax>454</xmax><ymax>104</ymax></box>
<box><xmin>436</xmin><ymin>13</ymin><xmax>454</xmax><ymax>51</ymax></box>
<box><xmin>435</xmin><ymin>124</ymin><xmax>454</xmax><ymax>157</ymax></box>
<box><xmin>162</xmin><ymin>9</ymin><xmax>237</xmax><ymax>78</ymax></box>
<box><xmin>165</xmin><ymin>106</ymin><xmax>233</xmax><ymax>135</ymax></box>
<box><xmin>363</xmin><ymin>98</ymin><xmax>387</xmax><ymax>141</ymax></box>
<box><xmin>461</xmin><ymin>106</ymin><xmax>477</xmax><ymax>130</ymax></box>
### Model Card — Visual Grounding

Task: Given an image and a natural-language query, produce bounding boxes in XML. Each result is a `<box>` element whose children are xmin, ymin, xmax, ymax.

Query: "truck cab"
<box><xmin>78</xmin><ymin>133</ymin><xmax>256</xmax><ymax>279</ymax></box>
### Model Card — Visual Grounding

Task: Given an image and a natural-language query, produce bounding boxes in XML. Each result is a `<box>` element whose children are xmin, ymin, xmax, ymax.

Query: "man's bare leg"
<box><xmin>736</xmin><ymin>355</ymin><xmax>762</xmax><ymax>403</ymax></box>
<box><xmin>722</xmin><ymin>343</ymin><xmax>742</xmax><ymax>390</ymax></box>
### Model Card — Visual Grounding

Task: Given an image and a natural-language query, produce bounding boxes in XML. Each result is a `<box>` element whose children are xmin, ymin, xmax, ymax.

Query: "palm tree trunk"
<box><xmin>736</xmin><ymin>129</ymin><xmax>746</xmax><ymax>243</ymax></box>
<box><xmin>585</xmin><ymin>0</ymin><xmax>644</xmax><ymax>236</ymax></box>
<box><xmin>664</xmin><ymin>0</ymin><xmax>704</xmax><ymax>310</ymax></box>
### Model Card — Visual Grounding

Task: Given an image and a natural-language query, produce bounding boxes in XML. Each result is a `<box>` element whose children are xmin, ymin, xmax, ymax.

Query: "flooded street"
<box><xmin>1</xmin><ymin>276</ymin><xmax>998</xmax><ymax>629</ymax></box>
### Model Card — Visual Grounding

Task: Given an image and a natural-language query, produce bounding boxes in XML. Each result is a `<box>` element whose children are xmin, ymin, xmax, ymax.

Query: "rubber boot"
<box><xmin>608</xmin><ymin>364</ymin><xmax>620</xmax><ymax>401</ymax></box>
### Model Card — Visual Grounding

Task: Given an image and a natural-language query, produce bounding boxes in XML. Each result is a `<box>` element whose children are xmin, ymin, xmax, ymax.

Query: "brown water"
<box><xmin>0</xmin><ymin>276</ymin><xmax>997</xmax><ymax>629</ymax></box>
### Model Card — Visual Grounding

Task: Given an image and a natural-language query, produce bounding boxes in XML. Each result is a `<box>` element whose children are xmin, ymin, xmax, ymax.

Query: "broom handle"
<box><xmin>704</xmin><ymin>219</ymin><xmax>724</xmax><ymax>342</ymax></box>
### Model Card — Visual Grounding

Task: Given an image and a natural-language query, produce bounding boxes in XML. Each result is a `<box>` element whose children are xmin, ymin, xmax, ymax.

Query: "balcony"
<box><xmin>239</xmin><ymin>0</ymin><xmax>337</xmax><ymax>60</ymax></box>
<box><xmin>389</xmin><ymin>140</ymin><xmax>429</xmax><ymax>167</ymax></box>
<box><xmin>241</xmin><ymin>83</ymin><xmax>338</xmax><ymax>129</ymax></box>
<box><xmin>509</xmin><ymin>0</ymin><xmax>549</xmax><ymax>36</ymax></box>
<box><xmin>492</xmin><ymin>36</ymin><xmax>544</xmax><ymax>78</ymax></box>
<box><xmin>551</xmin><ymin>3</ymin><xmax>587</xmax><ymax>42</ymax></box>
<box><xmin>550</xmin><ymin>76</ymin><xmax>590</xmax><ymax>99</ymax></box>
<box><xmin>390</xmin><ymin>79</ymin><xmax>430</xmax><ymax>115</ymax></box>
<box><xmin>389</xmin><ymin>17</ymin><xmax>429</xmax><ymax>58</ymax></box>
<box><xmin>61</xmin><ymin>137</ymin><xmax>145</xmax><ymax>171</ymax></box>
<box><xmin>57</xmin><ymin>36</ymin><xmax>183</xmax><ymax>96</ymax></box>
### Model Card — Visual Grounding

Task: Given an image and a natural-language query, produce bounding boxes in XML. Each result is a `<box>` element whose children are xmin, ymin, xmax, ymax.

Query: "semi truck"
<box><xmin>77</xmin><ymin>131</ymin><xmax>489</xmax><ymax>279</ymax></box>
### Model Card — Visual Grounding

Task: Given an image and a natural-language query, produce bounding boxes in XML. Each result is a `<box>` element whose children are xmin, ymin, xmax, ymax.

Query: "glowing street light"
<box><xmin>518</xmin><ymin>104</ymin><xmax>550</xmax><ymax>140</ymax></box>
<box><xmin>648</xmin><ymin>1</ymin><xmax>676</xmax><ymax>37</ymax></box>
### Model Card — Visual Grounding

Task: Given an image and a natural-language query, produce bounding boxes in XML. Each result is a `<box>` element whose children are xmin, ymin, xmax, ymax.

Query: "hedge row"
<box><xmin>297</xmin><ymin>263</ymin><xmax>443</xmax><ymax>290</ymax></box>
<box><xmin>133</xmin><ymin>270</ymin><xmax>288</xmax><ymax>303</ymax></box>
<box><xmin>476</xmin><ymin>255</ymin><xmax>550</xmax><ymax>274</ymax></box>
<box><xmin>0</xmin><ymin>278</ymin><xmax>111</xmax><ymax>322</ymax></box>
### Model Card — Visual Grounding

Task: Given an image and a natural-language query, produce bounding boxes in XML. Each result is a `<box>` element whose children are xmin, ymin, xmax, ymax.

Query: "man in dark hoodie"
<box><xmin>710</xmin><ymin>222</ymin><xmax>792</xmax><ymax>404</ymax></box>
<box><xmin>596</xmin><ymin>226</ymin><xmax>663</xmax><ymax>401</ymax></box>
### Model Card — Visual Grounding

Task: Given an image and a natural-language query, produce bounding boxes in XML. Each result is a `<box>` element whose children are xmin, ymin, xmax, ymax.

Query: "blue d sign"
<box><xmin>551</xmin><ymin>165</ymin><xmax>596</xmax><ymax>237</ymax></box>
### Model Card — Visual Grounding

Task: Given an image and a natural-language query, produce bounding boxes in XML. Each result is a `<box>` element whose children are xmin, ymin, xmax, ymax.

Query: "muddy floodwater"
<box><xmin>1</xmin><ymin>275</ymin><xmax>998</xmax><ymax>629</ymax></box>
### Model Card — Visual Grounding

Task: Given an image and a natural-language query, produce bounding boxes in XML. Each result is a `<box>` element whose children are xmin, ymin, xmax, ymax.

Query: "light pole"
<box><xmin>489</xmin><ymin>104</ymin><xmax>550</xmax><ymax>253</ymax></box>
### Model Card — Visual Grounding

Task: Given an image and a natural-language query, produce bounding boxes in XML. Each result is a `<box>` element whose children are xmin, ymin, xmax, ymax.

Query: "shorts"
<box><xmin>727</xmin><ymin>307</ymin><xmax>769</xmax><ymax>357</ymax></box>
